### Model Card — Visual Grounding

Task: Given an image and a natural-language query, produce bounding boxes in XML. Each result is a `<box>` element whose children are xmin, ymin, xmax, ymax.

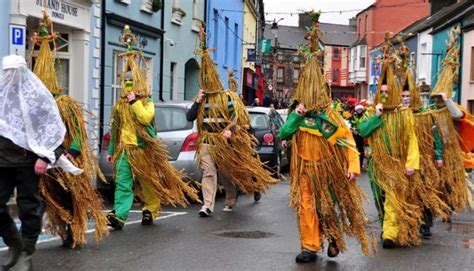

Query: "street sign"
<box><xmin>9</xmin><ymin>25</ymin><xmax>26</xmax><ymax>57</ymax></box>
<box><xmin>259</xmin><ymin>39</ymin><xmax>271</xmax><ymax>54</ymax></box>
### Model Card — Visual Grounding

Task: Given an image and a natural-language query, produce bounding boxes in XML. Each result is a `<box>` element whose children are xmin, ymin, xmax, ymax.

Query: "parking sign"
<box><xmin>9</xmin><ymin>24</ymin><xmax>26</xmax><ymax>57</ymax></box>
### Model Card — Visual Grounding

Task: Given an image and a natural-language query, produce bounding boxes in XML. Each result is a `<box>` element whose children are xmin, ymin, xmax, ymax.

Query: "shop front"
<box><xmin>10</xmin><ymin>0</ymin><xmax>96</xmax><ymax>105</ymax></box>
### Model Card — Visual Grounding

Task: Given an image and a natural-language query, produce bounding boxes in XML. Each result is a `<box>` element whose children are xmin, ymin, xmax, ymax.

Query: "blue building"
<box><xmin>205</xmin><ymin>0</ymin><xmax>244</xmax><ymax>93</ymax></box>
<box><xmin>0</xmin><ymin>1</ymin><xmax>10</xmax><ymax>58</ymax></box>
<box><xmin>100</xmin><ymin>0</ymin><xmax>164</xmax><ymax>140</ymax></box>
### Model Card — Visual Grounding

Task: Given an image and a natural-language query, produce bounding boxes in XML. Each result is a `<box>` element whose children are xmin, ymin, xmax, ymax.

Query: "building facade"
<box><xmin>100</xmin><ymin>0</ymin><xmax>164</xmax><ymax>139</ymax></box>
<box><xmin>349</xmin><ymin>0</ymin><xmax>430</xmax><ymax>99</ymax></box>
<box><xmin>461</xmin><ymin>14</ymin><xmax>474</xmax><ymax>113</ymax></box>
<box><xmin>162</xmin><ymin>0</ymin><xmax>205</xmax><ymax>101</ymax></box>
<box><xmin>241</xmin><ymin>0</ymin><xmax>259</xmax><ymax>104</ymax></box>
<box><xmin>205</xmin><ymin>0</ymin><xmax>244</xmax><ymax>93</ymax></box>
<box><xmin>9</xmin><ymin>0</ymin><xmax>101</xmax><ymax>150</ymax></box>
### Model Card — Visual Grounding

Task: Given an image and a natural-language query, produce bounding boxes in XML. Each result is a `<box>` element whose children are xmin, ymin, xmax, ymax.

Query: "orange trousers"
<box><xmin>297</xmin><ymin>174</ymin><xmax>321</xmax><ymax>252</ymax></box>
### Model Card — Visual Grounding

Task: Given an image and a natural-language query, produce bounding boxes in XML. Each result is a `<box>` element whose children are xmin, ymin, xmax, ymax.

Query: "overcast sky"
<box><xmin>263</xmin><ymin>0</ymin><xmax>375</xmax><ymax>26</ymax></box>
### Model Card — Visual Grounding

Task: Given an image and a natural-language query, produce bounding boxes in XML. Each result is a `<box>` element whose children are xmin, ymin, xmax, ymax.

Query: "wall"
<box><xmin>242</xmin><ymin>0</ymin><xmax>257</xmax><ymax>72</ymax></box>
<box><xmin>206</xmin><ymin>0</ymin><xmax>243</xmax><ymax>92</ymax></box>
<box><xmin>0</xmin><ymin>1</ymin><xmax>11</xmax><ymax>58</ymax></box>
<box><xmin>162</xmin><ymin>0</ymin><xmax>205</xmax><ymax>101</ymax></box>
<box><xmin>102</xmin><ymin>0</ymin><xmax>163</xmax><ymax>129</ymax></box>
<box><xmin>461</xmin><ymin>29</ymin><xmax>474</xmax><ymax>110</ymax></box>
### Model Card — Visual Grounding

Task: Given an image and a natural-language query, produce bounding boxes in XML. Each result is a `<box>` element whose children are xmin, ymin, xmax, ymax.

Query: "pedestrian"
<box><xmin>428</xmin><ymin>27</ymin><xmax>472</xmax><ymax>220</ymax></box>
<box><xmin>350</xmin><ymin>104</ymin><xmax>366</xmax><ymax>169</ymax></box>
<box><xmin>32</xmin><ymin>9</ymin><xmax>109</xmax><ymax>249</ymax></box>
<box><xmin>187</xmin><ymin>25</ymin><xmax>276</xmax><ymax>217</ymax></box>
<box><xmin>252</xmin><ymin>97</ymin><xmax>260</xmax><ymax>106</ymax></box>
<box><xmin>358</xmin><ymin>32</ymin><xmax>422</xmax><ymax>249</ymax></box>
<box><xmin>398</xmin><ymin>43</ymin><xmax>450</xmax><ymax>238</ymax></box>
<box><xmin>106</xmin><ymin>26</ymin><xmax>200</xmax><ymax>230</ymax></box>
<box><xmin>0</xmin><ymin>54</ymin><xmax>67</xmax><ymax>270</ymax></box>
<box><xmin>280</xmin><ymin>12</ymin><xmax>373</xmax><ymax>263</ymax></box>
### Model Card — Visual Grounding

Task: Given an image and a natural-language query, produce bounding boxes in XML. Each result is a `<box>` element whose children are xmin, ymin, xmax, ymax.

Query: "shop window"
<box><xmin>34</xmin><ymin>33</ymin><xmax>69</xmax><ymax>53</ymax></box>
<box><xmin>277</xmin><ymin>67</ymin><xmax>284</xmax><ymax>83</ymax></box>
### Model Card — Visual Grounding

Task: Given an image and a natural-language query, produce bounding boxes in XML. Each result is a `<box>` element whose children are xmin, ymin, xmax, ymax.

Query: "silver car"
<box><xmin>97</xmin><ymin>101</ymin><xmax>201</xmax><ymax>200</ymax></box>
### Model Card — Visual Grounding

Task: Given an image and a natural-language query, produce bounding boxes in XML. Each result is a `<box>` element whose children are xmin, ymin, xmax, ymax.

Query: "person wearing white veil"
<box><xmin>0</xmin><ymin>55</ymin><xmax>78</xmax><ymax>270</ymax></box>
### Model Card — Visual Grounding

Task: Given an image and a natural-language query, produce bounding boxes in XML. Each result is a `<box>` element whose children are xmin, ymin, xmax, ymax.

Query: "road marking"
<box><xmin>0</xmin><ymin>211</ymin><xmax>187</xmax><ymax>251</ymax></box>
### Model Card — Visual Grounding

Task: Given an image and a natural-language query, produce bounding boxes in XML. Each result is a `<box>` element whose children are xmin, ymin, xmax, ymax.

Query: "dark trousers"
<box><xmin>0</xmin><ymin>167</ymin><xmax>43</xmax><ymax>239</ymax></box>
<box><xmin>354</xmin><ymin>134</ymin><xmax>365</xmax><ymax>168</ymax></box>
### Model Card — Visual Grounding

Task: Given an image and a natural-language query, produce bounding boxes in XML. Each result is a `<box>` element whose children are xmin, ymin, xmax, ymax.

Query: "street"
<box><xmin>1</xmin><ymin>173</ymin><xmax>473</xmax><ymax>271</ymax></box>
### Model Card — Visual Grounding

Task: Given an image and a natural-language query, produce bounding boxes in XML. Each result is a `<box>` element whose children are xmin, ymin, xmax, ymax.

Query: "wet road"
<box><xmin>1</xmin><ymin>173</ymin><xmax>474</xmax><ymax>270</ymax></box>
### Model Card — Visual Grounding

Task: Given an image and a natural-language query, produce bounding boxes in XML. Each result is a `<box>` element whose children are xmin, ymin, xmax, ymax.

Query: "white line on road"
<box><xmin>0</xmin><ymin>211</ymin><xmax>187</xmax><ymax>252</ymax></box>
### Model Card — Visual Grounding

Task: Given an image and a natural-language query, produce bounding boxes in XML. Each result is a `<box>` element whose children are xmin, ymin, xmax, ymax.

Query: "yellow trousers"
<box><xmin>298</xmin><ymin>175</ymin><xmax>321</xmax><ymax>252</ymax></box>
<box><xmin>139</xmin><ymin>179</ymin><xmax>161</xmax><ymax>219</ymax></box>
<box><xmin>381</xmin><ymin>194</ymin><xmax>399</xmax><ymax>241</ymax></box>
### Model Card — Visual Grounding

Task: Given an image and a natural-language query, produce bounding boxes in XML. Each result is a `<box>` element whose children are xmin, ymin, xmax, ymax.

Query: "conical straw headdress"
<box><xmin>291</xmin><ymin>11</ymin><xmax>331</xmax><ymax>111</ymax></box>
<box><xmin>373</xmin><ymin>32</ymin><xmax>401</xmax><ymax>109</ymax></box>
<box><xmin>430</xmin><ymin>26</ymin><xmax>460</xmax><ymax>98</ymax></box>
<box><xmin>197</xmin><ymin>23</ymin><xmax>225</xmax><ymax>94</ymax></box>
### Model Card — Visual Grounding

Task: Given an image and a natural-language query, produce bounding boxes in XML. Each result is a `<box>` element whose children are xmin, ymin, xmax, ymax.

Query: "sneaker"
<box><xmin>382</xmin><ymin>238</ymin><xmax>396</xmax><ymax>249</ymax></box>
<box><xmin>295</xmin><ymin>249</ymin><xmax>317</xmax><ymax>263</ymax></box>
<box><xmin>254</xmin><ymin>192</ymin><xmax>262</xmax><ymax>202</ymax></box>
<box><xmin>222</xmin><ymin>205</ymin><xmax>233</xmax><ymax>212</ymax></box>
<box><xmin>141</xmin><ymin>210</ymin><xmax>154</xmax><ymax>225</ymax></box>
<box><xmin>198</xmin><ymin>207</ymin><xmax>212</xmax><ymax>217</ymax></box>
<box><xmin>107</xmin><ymin>212</ymin><xmax>125</xmax><ymax>230</ymax></box>
<box><xmin>419</xmin><ymin>225</ymin><xmax>432</xmax><ymax>238</ymax></box>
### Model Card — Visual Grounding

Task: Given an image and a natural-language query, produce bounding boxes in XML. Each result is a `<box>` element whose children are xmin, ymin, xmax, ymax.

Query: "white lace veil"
<box><xmin>0</xmin><ymin>55</ymin><xmax>66</xmax><ymax>163</ymax></box>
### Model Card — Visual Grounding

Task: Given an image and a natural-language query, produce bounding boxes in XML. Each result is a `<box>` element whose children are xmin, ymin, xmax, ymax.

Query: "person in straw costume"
<box><xmin>396</xmin><ymin>39</ymin><xmax>451</xmax><ymax>238</ymax></box>
<box><xmin>358</xmin><ymin>32</ymin><xmax>422</xmax><ymax>249</ymax></box>
<box><xmin>428</xmin><ymin>26</ymin><xmax>473</xmax><ymax>218</ymax></box>
<box><xmin>32</xmin><ymin>9</ymin><xmax>108</xmax><ymax>249</ymax></box>
<box><xmin>106</xmin><ymin>25</ymin><xmax>200</xmax><ymax>230</ymax></box>
<box><xmin>279</xmin><ymin>11</ymin><xmax>374</xmax><ymax>262</ymax></box>
<box><xmin>186</xmin><ymin>24</ymin><xmax>277</xmax><ymax>217</ymax></box>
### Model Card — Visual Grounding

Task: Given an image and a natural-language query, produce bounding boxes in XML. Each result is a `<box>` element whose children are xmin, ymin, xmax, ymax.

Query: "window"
<box><xmin>293</xmin><ymin>55</ymin><xmax>299</xmax><ymax>62</ymax></box>
<box><xmin>410</xmin><ymin>52</ymin><xmax>415</xmax><ymax>67</ymax></box>
<box><xmin>359</xmin><ymin>45</ymin><xmax>366</xmax><ymax>69</ymax></box>
<box><xmin>332</xmin><ymin>69</ymin><xmax>340</xmax><ymax>82</ymax></box>
<box><xmin>419</xmin><ymin>42</ymin><xmax>427</xmax><ymax>79</ymax></box>
<box><xmin>358</xmin><ymin>18</ymin><xmax>361</xmax><ymax>38</ymax></box>
<box><xmin>471</xmin><ymin>47</ymin><xmax>474</xmax><ymax>81</ymax></box>
<box><xmin>293</xmin><ymin>68</ymin><xmax>300</xmax><ymax>81</ymax></box>
<box><xmin>351</xmin><ymin>47</ymin><xmax>356</xmax><ymax>72</ymax></box>
<box><xmin>155</xmin><ymin>107</ymin><xmax>192</xmax><ymax>132</ymax></box>
<box><xmin>224</xmin><ymin>17</ymin><xmax>229</xmax><ymax>66</ymax></box>
<box><xmin>140</xmin><ymin>0</ymin><xmax>153</xmax><ymax>13</ymax></box>
<box><xmin>333</xmin><ymin>47</ymin><xmax>340</xmax><ymax>60</ymax></box>
<box><xmin>468</xmin><ymin>100</ymin><xmax>474</xmax><ymax>116</ymax></box>
<box><xmin>250</xmin><ymin>113</ymin><xmax>269</xmax><ymax>130</ymax></box>
<box><xmin>277</xmin><ymin>54</ymin><xmax>284</xmax><ymax>61</ymax></box>
<box><xmin>277</xmin><ymin>67</ymin><xmax>284</xmax><ymax>83</ymax></box>
<box><xmin>170</xmin><ymin>62</ymin><xmax>177</xmax><ymax>100</ymax></box>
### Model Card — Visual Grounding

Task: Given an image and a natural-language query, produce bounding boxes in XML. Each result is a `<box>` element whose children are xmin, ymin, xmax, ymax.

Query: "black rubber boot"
<box><xmin>62</xmin><ymin>225</ymin><xmax>74</xmax><ymax>249</ymax></box>
<box><xmin>1</xmin><ymin>225</ymin><xmax>23</xmax><ymax>270</ymax></box>
<box><xmin>141</xmin><ymin>210</ymin><xmax>153</xmax><ymax>226</ymax></box>
<box><xmin>11</xmin><ymin>237</ymin><xmax>37</xmax><ymax>271</ymax></box>
<box><xmin>295</xmin><ymin>249</ymin><xmax>317</xmax><ymax>263</ymax></box>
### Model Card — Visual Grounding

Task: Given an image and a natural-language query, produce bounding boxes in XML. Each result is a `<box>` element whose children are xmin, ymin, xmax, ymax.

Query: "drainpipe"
<box><xmin>159</xmin><ymin>0</ymin><xmax>165</xmax><ymax>102</ymax></box>
<box><xmin>98</xmin><ymin>0</ymin><xmax>106</xmax><ymax>147</ymax></box>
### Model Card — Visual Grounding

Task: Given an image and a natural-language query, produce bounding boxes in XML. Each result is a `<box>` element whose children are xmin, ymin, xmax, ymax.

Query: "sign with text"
<box><xmin>9</xmin><ymin>25</ymin><xmax>26</xmax><ymax>57</ymax></box>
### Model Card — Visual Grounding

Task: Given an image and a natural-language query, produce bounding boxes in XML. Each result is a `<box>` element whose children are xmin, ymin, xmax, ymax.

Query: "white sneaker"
<box><xmin>222</xmin><ymin>205</ymin><xmax>234</xmax><ymax>212</ymax></box>
<box><xmin>199</xmin><ymin>206</ymin><xmax>212</xmax><ymax>217</ymax></box>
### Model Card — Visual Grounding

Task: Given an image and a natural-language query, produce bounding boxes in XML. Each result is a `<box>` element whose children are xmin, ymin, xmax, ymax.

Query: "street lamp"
<box><xmin>269</xmin><ymin>18</ymin><xmax>283</xmax><ymax>105</ymax></box>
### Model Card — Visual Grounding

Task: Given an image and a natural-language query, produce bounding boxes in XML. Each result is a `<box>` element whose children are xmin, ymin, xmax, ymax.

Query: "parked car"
<box><xmin>247</xmin><ymin>106</ymin><xmax>289</xmax><ymax>178</ymax></box>
<box><xmin>276</xmin><ymin>109</ymin><xmax>289</xmax><ymax>122</ymax></box>
<box><xmin>97</xmin><ymin>101</ymin><xmax>202</xmax><ymax>200</ymax></box>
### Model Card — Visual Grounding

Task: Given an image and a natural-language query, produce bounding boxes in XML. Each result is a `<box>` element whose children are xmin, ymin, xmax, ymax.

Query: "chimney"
<box><xmin>349</xmin><ymin>17</ymin><xmax>356</xmax><ymax>27</ymax></box>
<box><xmin>298</xmin><ymin>13</ymin><xmax>311</xmax><ymax>28</ymax></box>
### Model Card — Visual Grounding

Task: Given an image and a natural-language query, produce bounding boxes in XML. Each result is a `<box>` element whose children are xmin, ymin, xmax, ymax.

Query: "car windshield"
<box><xmin>249</xmin><ymin>113</ymin><xmax>270</xmax><ymax>130</ymax></box>
<box><xmin>155</xmin><ymin>106</ymin><xmax>191</xmax><ymax>132</ymax></box>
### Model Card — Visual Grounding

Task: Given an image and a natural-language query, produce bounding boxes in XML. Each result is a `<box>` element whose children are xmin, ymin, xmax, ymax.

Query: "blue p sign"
<box><xmin>12</xmin><ymin>27</ymin><xmax>24</xmax><ymax>45</ymax></box>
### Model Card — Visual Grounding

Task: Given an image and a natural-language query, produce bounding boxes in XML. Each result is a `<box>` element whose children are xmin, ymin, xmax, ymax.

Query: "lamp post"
<box><xmin>269</xmin><ymin>18</ymin><xmax>283</xmax><ymax>103</ymax></box>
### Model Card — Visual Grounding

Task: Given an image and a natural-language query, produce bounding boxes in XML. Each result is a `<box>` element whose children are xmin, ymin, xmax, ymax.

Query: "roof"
<box><xmin>263</xmin><ymin>24</ymin><xmax>306</xmax><ymax>50</ymax></box>
<box><xmin>319</xmin><ymin>23</ymin><xmax>357</xmax><ymax>46</ymax></box>
<box><xmin>246</xmin><ymin>106</ymin><xmax>275</xmax><ymax>114</ymax></box>
<box><xmin>351</xmin><ymin>36</ymin><xmax>367</xmax><ymax>47</ymax></box>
